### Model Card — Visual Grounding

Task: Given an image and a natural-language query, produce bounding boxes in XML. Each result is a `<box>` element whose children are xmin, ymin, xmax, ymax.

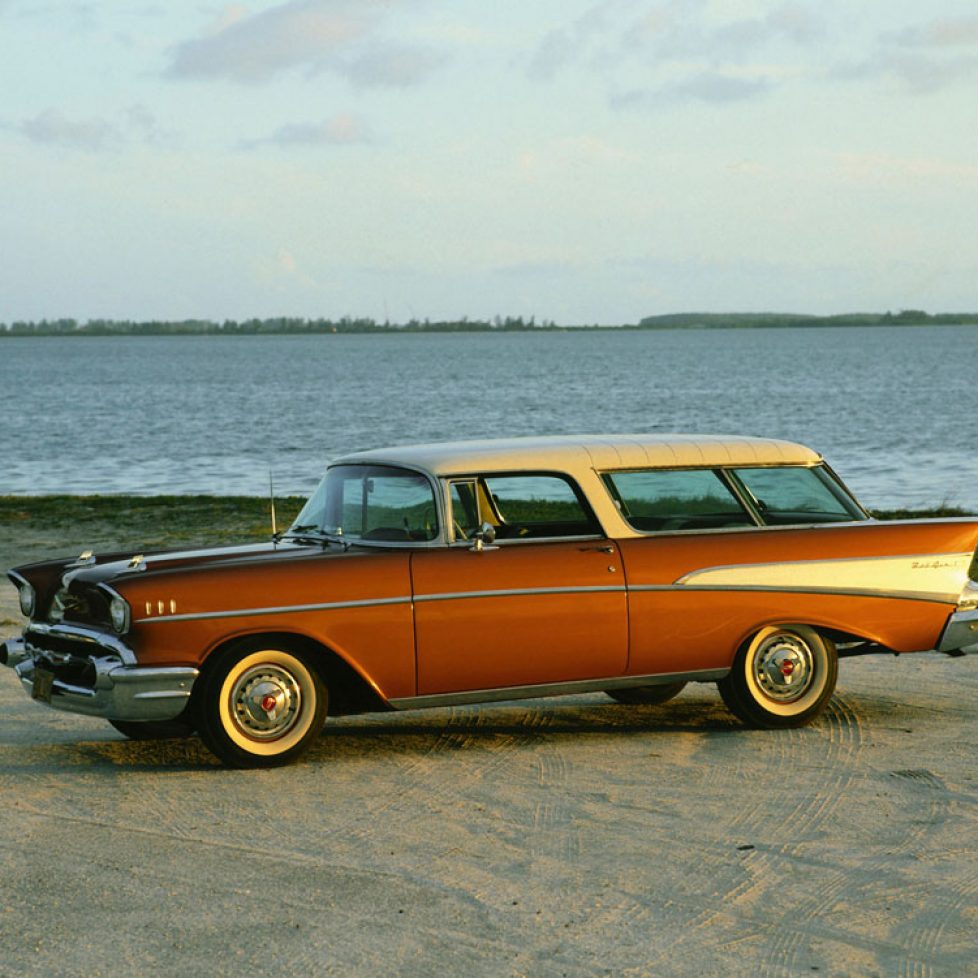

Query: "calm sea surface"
<box><xmin>2</xmin><ymin>327</ymin><xmax>976</xmax><ymax>510</ymax></box>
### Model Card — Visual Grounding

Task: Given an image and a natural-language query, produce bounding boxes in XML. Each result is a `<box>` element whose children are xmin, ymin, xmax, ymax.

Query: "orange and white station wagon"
<box><xmin>4</xmin><ymin>434</ymin><xmax>978</xmax><ymax>767</ymax></box>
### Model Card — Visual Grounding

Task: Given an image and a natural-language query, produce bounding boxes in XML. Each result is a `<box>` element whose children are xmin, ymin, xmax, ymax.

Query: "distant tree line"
<box><xmin>636</xmin><ymin>310</ymin><xmax>978</xmax><ymax>328</ymax></box>
<box><xmin>2</xmin><ymin>310</ymin><xmax>977</xmax><ymax>336</ymax></box>
<box><xmin>0</xmin><ymin>315</ymin><xmax>558</xmax><ymax>336</ymax></box>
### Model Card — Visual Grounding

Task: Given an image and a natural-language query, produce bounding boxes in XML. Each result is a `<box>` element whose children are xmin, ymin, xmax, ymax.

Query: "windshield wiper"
<box><xmin>280</xmin><ymin>527</ymin><xmax>351</xmax><ymax>549</ymax></box>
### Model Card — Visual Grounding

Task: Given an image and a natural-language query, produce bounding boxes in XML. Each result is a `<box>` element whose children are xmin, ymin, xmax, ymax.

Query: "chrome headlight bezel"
<box><xmin>18</xmin><ymin>582</ymin><xmax>36</xmax><ymax>618</ymax></box>
<box><xmin>9</xmin><ymin>572</ymin><xmax>35</xmax><ymax>619</ymax></box>
<box><xmin>108</xmin><ymin>594</ymin><xmax>131</xmax><ymax>635</ymax></box>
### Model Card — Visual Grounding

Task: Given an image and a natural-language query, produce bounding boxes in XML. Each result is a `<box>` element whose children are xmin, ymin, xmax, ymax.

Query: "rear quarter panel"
<box><xmin>619</xmin><ymin>519</ymin><xmax>978</xmax><ymax>675</ymax></box>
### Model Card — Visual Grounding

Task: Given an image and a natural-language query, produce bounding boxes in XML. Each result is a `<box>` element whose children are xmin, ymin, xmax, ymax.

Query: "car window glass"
<box><xmin>316</xmin><ymin>465</ymin><xmax>439</xmax><ymax>542</ymax></box>
<box><xmin>603</xmin><ymin>469</ymin><xmax>752</xmax><ymax>532</ymax></box>
<box><xmin>449</xmin><ymin>481</ymin><xmax>480</xmax><ymax>539</ymax></box>
<box><xmin>474</xmin><ymin>474</ymin><xmax>599</xmax><ymax>539</ymax></box>
<box><xmin>732</xmin><ymin>466</ymin><xmax>863</xmax><ymax>524</ymax></box>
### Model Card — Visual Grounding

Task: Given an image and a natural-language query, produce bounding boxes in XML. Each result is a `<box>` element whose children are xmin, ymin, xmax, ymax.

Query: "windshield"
<box><xmin>289</xmin><ymin>464</ymin><xmax>439</xmax><ymax>543</ymax></box>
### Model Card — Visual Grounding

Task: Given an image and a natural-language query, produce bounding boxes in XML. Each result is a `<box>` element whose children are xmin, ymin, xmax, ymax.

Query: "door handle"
<box><xmin>579</xmin><ymin>545</ymin><xmax>615</xmax><ymax>553</ymax></box>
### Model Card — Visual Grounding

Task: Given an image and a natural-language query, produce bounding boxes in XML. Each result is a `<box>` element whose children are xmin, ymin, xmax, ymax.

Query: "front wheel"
<box><xmin>195</xmin><ymin>641</ymin><xmax>328</xmax><ymax>768</ymax></box>
<box><xmin>718</xmin><ymin>625</ymin><xmax>837</xmax><ymax>729</ymax></box>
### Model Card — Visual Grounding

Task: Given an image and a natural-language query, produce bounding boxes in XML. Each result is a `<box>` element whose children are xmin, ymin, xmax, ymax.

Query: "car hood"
<box><xmin>66</xmin><ymin>539</ymin><xmax>333</xmax><ymax>588</ymax></box>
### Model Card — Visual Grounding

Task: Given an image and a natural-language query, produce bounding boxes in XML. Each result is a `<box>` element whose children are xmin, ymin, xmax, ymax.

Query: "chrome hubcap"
<box><xmin>754</xmin><ymin>634</ymin><xmax>814</xmax><ymax>703</ymax></box>
<box><xmin>230</xmin><ymin>664</ymin><xmax>302</xmax><ymax>740</ymax></box>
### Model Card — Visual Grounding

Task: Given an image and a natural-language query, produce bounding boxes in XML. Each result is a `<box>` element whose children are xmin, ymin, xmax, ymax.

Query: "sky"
<box><xmin>2</xmin><ymin>0</ymin><xmax>977</xmax><ymax>326</ymax></box>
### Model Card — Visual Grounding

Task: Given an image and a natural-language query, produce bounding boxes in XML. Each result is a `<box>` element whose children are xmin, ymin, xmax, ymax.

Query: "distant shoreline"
<box><xmin>2</xmin><ymin>310</ymin><xmax>978</xmax><ymax>337</ymax></box>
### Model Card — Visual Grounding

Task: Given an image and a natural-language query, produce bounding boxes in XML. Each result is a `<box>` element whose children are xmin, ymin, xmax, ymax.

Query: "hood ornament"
<box><xmin>128</xmin><ymin>554</ymin><xmax>147</xmax><ymax>572</ymax></box>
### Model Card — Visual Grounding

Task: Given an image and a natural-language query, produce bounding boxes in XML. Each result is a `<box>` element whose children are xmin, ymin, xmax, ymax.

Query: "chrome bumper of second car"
<box><xmin>937</xmin><ymin>609</ymin><xmax>978</xmax><ymax>654</ymax></box>
<box><xmin>1</xmin><ymin>629</ymin><xmax>198</xmax><ymax>722</ymax></box>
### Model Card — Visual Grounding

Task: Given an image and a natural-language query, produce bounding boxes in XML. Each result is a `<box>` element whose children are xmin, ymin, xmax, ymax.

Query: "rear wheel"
<box><xmin>718</xmin><ymin>625</ymin><xmax>837</xmax><ymax>728</ymax></box>
<box><xmin>195</xmin><ymin>641</ymin><xmax>328</xmax><ymax>768</ymax></box>
<box><xmin>606</xmin><ymin>682</ymin><xmax>686</xmax><ymax>706</ymax></box>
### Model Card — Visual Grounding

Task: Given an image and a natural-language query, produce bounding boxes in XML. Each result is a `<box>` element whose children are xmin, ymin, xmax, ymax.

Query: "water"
<box><xmin>1</xmin><ymin>326</ymin><xmax>975</xmax><ymax>510</ymax></box>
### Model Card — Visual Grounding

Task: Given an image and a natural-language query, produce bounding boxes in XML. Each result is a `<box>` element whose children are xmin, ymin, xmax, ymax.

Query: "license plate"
<box><xmin>31</xmin><ymin>666</ymin><xmax>55</xmax><ymax>703</ymax></box>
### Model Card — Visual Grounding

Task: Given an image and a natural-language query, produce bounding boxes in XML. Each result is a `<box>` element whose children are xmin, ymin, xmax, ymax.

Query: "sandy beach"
<box><xmin>1</xmin><ymin>523</ymin><xmax>976</xmax><ymax>977</ymax></box>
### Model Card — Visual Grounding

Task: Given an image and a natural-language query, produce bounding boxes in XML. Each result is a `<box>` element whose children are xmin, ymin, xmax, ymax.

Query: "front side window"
<box><xmin>291</xmin><ymin>464</ymin><xmax>438</xmax><ymax>542</ymax></box>
<box><xmin>449</xmin><ymin>473</ymin><xmax>600</xmax><ymax>541</ymax></box>
<box><xmin>731</xmin><ymin>466</ymin><xmax>864</xmax><ymax>524</ymax></box>
<box><xmin>603</xmin><ymin>469</ymin><xmax>752</xmax><ymax>532</ymax></box>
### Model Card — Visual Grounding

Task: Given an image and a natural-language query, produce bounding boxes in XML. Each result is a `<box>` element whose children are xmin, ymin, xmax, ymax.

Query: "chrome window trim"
<box><xmin>442</xmin><ymin>470</ymin><xmax>603</xmax><ymax>544</ymax></box>
<box><xmin>317</xmin><ymin>460</ymin><xmax>447</xmax><ymax>548</ymax></box>
<box><xmin>599</xmin><ymin>462</ymin><xmax>871</xmax><ymax>536</ymax></box>
<box><xmin>388</xmin><ymin>667</ymin><xmax>728</xmax><ymax>711</ymax></box>
<box><xmin>447</xmin><ymin>533</ymin><xmax>606</xmax><ymax>548</ymax></box>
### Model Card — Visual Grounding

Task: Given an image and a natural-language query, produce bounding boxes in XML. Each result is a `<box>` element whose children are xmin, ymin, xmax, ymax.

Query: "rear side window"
<box><xmin>732</xmin><ymin>466</ymin><xmax>864</xmax><ymax>524</ymax></box>
<box><xmin>603</xmin><ymin>469</ymin><xmax>753</xmax><ymax>532</ymax></box>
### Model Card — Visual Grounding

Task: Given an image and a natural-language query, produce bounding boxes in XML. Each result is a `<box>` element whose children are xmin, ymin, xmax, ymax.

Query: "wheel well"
<box><xmin>199</xmin><ymin>632</ymin><xmax>390</xmax><ymax>717</ymax></box>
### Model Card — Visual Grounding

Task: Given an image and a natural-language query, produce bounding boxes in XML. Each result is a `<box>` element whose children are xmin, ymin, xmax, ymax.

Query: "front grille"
<box><xmin>26</xmin><ymin>629</ymin><xmax>104</xmax><ymax>659</ymax></box>
<box><xmin>33</xmin><ymin>652</ymin><xmax>98</xmax><ymax>689</ymax></box>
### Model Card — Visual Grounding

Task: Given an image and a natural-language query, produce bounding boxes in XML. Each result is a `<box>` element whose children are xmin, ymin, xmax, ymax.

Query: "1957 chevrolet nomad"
<box><xmin>3</xmin><ymin>435</ymin><xmax>978</xmax><ymax>767</ymax></box>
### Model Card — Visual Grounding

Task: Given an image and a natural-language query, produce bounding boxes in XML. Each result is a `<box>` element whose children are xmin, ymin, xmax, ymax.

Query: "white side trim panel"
<box><xmin>676</xmin><ymin>552</ymin><xmax>971</xmax><ymax>604</ymax></box>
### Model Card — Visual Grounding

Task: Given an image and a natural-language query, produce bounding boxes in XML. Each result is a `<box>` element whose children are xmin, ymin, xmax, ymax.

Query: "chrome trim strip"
<box><xmin>389</xmin><ymin>668</ymin><xmax>729</xmax><ymax>710</ymax></box>
<box><xmin>140</xmin><ymin>595</ymin><xmax>412</xmax><ymax>624</ymax></box>
<box><xmin>140</xmin><ymin>587</ymin><xmax>629</xmax><ymax>624</ymax></box>
<box><xmin>414</xmin><ymin>585</ymin><xmax>626</xmax><ymax>603</ymax></box>
<box><xmin>627</xmin><ymin>583</ymin><xmax>958</xmax><ymax>605</ymax></box>
<box><xmin>137</xmin><ymin>566</ymin><xmax>960</xmax><ymax>628</ymax></box>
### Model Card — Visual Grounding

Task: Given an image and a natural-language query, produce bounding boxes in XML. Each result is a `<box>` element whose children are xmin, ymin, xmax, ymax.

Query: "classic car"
<box><xmin>3</xmin><ymin>434</ymin><xmax>978</xmax><ymax>767</ymax></box>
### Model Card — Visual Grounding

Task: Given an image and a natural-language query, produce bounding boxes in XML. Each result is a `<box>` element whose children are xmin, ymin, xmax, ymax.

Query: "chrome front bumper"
<box><xmin>937</xmin><ymin>609</ymin><xmax>978</xmax><ymax>654</ymax></box>
<box><xmin>1</xmin><ymin>626</ymin><xmax>198</xmax><ymax>722</ymax></box>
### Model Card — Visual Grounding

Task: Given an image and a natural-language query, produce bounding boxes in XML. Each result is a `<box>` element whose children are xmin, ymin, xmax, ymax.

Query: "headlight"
<box><xmin>109</xmin><ymin>595</ymin><xmax>131</xmax><ymax>634</ymax></box>
<box><xmin>18</xmin><ymin>582</ymin><xmax>35</xmax><ymax>618</ymax></box>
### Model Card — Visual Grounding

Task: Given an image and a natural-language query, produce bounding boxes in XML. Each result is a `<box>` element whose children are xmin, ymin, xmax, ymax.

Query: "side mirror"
<box><xmin>470</xmin><ymin>522</ymin><xmax>497</xmax><ymax>552</ymax></box>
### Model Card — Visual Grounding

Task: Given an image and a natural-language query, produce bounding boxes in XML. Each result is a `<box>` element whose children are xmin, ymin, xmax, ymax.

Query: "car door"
<box><xmin>410</xmin><ymin>473</ymin><xmax>628</xmax><ymax>695</ymax></box>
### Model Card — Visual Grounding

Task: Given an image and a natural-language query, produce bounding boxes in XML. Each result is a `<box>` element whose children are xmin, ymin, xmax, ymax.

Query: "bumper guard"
<box><xmin>1</xmin><ymin>630</ymin><xmax>198</xmax><ymax>722</ymax></box>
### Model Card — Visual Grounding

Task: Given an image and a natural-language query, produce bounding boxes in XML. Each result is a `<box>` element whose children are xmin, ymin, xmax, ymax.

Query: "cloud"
<box><xmin>240</xmin><ymin>112</ymin><xmax>371</xmax><ymax>149</ymax></box>
<box><xmin>527</xmin><ymin>1</ymin><xmax>817</xmax><ymax>110</ymax></box>
<box><xmin>829</xmin><ymin>49</ymin><xmax>978</xmax><ymax>95</ymax></box>
<box><xmin>343</xmin><ymin>43</ymin><xmax>447</xmax><ymax>88</ymax></box>
<box><xmin>526</xmin><ymin>1</ymin><xmax>625</xmax><ymax>82</ymax></box>
<box><xmin>165</xmin><ymin>0</ymin><xmax>445</xmax><ymax>88</ymax></box>
<box><xmin>15</xmin><ymin>108</ymin><xmax>120</xmax><ymax>152</ymax></box>
<box><xmin>166</xmin><ymin>0</ymin><xmax>379</xmax><ymax>83</ymax></box>
<box><xmin>611</xmin><ymin>71</ymin><xmax>773</xmax><ymax>110</ymax></box>
<box><xmin>887</xmin><ymin>17</ymin><xmax>978</xmax><ymax>48</ymax></box>
<box><xmin>10</xmin><ymin>104</ymin><xmax>167</xmax><ymax>152</ymax></box>
<box><xmin>829</xmin><ymin>15</ymin><xmax>978</xmax><ymax>94</ymax></box>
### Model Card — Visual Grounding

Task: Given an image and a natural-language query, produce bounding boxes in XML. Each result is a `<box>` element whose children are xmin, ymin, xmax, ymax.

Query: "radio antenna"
<box><xmin>269</xmin><ymin>469</ymin><xmax>278</xmax><ymax>539</ymax></box>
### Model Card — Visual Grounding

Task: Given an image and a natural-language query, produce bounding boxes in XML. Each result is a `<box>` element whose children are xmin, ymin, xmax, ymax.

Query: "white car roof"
<box><xmin>334</xmin><ymin>434</ymin><xmax>821</xmax><ymax>479</ymax></box>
